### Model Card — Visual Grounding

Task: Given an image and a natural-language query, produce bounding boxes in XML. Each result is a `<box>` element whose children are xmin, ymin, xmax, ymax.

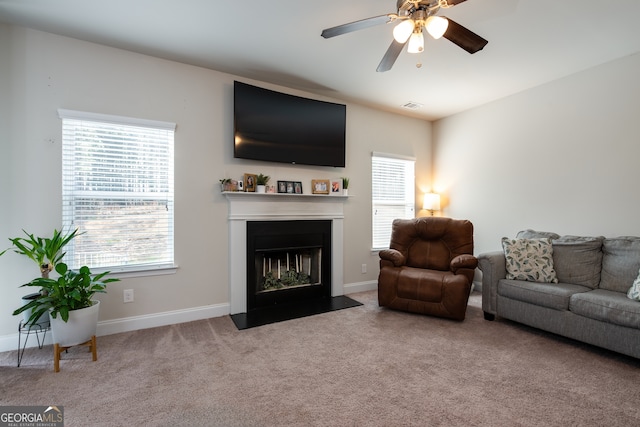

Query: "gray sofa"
<box><xmin>478</xmin><ymin>230</ymin><xmax>640</xmax><ymax>359</ymax></box>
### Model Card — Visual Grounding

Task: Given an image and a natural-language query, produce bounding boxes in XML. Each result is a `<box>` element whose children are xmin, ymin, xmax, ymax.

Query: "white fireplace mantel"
<box><xmin>225</xmin><ymin>192</ymin><xmax>348</xmax><ymax>314</ymax></box>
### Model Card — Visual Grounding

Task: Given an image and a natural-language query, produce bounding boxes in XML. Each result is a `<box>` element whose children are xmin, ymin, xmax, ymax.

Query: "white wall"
<box><xmin>0</xmin><ymin>25</ymin><xmax>432</xmax><ymax>339</ymax></box>
<box><xmin>433</xmin><ymin>52</ymin><xmax>640</xmax><ymax>254</ymax></box>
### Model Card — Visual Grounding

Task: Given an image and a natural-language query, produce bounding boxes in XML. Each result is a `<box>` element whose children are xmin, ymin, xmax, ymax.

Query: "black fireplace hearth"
<box><xmin>229</xmin><ymin>219</ymin><xmax>362</xmax><ymax>329</ymax></box>
<box><xmin>230</xmin><ymin>295</ymin><xmax>362</xmax><ymax>330</ymax></box>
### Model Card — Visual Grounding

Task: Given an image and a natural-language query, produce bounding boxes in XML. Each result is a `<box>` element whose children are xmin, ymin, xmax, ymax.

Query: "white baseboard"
<box><xmin>343</xmin><ymin>280</ymin><xmax>377</xmax><ymax>294</ymax></box>
<box><xmin>96</xmin><ymin>303</ymin><xmax>230</xmax><ymax>336</ymax></box>
<box><xmin>0</xmin><ymin>303</ymin><xmax>230</xmax><ymax>353</ymax></box>
<box><xmin>0</xmin><ymin>281</ymin><xmax>378</xmax><ymax>354</ymax></box>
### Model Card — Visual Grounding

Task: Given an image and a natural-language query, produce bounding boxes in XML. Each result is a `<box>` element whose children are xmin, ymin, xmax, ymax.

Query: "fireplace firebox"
<box><xmin>246</xmin><ymin>220</ymin><xmax>331</xmax><ymax>311</ymax></box>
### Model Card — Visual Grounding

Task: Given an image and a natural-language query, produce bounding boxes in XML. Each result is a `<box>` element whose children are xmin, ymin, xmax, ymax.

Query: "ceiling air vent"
<box><xmin>401</xmin><ymin>102</ymin><xmax>423</xmax><ymax>110</ymax></box>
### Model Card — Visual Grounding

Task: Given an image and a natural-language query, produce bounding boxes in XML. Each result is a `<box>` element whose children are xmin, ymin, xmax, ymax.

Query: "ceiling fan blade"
<box><xmin>376</xmin><ymin>39</ymin><xmax>406</xmax><ymax>72</ymax></box>
<box><xmin>442</xmin><ymin>18</ymin><xmax>488</xmax><ymax>54</ymax></box>
<box><xmin>444</xmin><ymin>0</ymin><xmax>468</xmax><ymax>5</ymax></box>
<box><xmin>321</xmin><ymin>15</ymin><xmax>392</xmax><ymax>39</ymax></box>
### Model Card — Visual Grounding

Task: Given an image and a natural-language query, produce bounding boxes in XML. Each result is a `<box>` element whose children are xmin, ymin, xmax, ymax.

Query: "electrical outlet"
<box><xmin>123</xmin><ymin>289</ymin><xmax>134</xmax><ymax>303</ymax></box>
<box><xmin>361</xmin><ymin>264</ymin><xmax>367</xmax><ymax>274</ymax></box>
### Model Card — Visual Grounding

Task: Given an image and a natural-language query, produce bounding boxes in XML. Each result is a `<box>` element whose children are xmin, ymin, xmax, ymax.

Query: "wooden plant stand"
<box><xmin>53</xmin><ymin>335</ymin><xmax>97</xmax><ymax>372</ymax></box>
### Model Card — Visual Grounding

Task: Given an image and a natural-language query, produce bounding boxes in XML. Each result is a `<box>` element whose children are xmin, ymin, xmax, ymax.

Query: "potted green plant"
<box><xmin>13</xmin><ymin>262</ymin><xmax>119</xmax><ymax>345</ymax></box>
<box><xmin>1</xmin><ymin>228</ymin><xmax>82</xmax><ymax>326</ymax></box>
<box><xmin>256</xmin><ymin>174</ymin><xmax>270</xmax><ymax>193</ymax></box>
<box><xmin>341</xmin><ymin>177</ymin><xmax>350</xmax><ymax>196</ymax></box>
<box><xmin>3</xmin><ymin>228</ymin><xmax>81</xmax><ymax>278</ymax></box>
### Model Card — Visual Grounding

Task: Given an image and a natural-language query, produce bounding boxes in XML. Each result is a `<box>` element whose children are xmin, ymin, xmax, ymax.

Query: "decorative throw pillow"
<box><xmin>628</xmin><ymin>269</ymin><xmax>640</xmax><ymax>301</ymax></box>
<box><xmin>552</xmin><ymin>235</ymin><xmax>604</xmax><ymax>288</ymax></box>
<box><xmin>502</xmin><ymin>237</ymin><xmax>558</xmax><ymax>283</ymax></box>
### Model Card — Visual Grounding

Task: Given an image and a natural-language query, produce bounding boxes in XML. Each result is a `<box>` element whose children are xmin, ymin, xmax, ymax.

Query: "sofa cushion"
<box><xmin>628</xmin><ymin>269</ymin><xmax>640</xmax><ymax>301</ymax></box>
<box><xmin>502</xmin><ymin>237</ymin><xmax>558</xmax><ymax>283</ymax></box>
<box><xmin>552</xmin><ymin>235</ymin><xmax>604</xmax><ymax>289</ymax></box>
<box><xmin>516</xmin><ymin>229</ymin><xmax>560</xmax><ymax>240</ymax></box>
<box><xmin>570</xmin><ymin>289</ymin><xmax>640</xmax><ymax>330</ymax></box>
<box><xmin>600</xmin><ymin>237</ymin><xmax>640</xmax><ymax>293</ymax></box>
<box><xmin>498</xmin><ymin>279</ymin><xmax>591</xmax><ymax>311</ymax></box>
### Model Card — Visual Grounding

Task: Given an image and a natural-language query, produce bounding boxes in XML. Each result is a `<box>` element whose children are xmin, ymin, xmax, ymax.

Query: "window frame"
<box><xmin>58</xmin><ymin>109</ymin><xmax>177</xmax><ymax>277</ymax></box>
<box><xmin>371</xmin><ymin>151</ymin><xmax>416</xmax><ymax>251</ymax></box>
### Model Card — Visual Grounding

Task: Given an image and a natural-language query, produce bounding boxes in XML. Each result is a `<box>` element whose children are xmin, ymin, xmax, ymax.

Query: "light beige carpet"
<box><xmin>1</xmin><ymin>291</ymin><xmax>639</xmax><ymax>426</ymax></box>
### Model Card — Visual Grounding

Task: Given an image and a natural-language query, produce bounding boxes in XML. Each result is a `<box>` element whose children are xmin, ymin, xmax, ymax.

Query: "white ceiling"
<box><xmin>1</xmin><ymin>0</ymin><xmax>640</xmax><ymax>120</ymax></box>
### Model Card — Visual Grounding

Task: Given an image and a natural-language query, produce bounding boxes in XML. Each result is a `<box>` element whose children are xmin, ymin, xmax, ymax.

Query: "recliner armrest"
<box><xmin>379</xmin><ymin>249</ymin><xmax>406</xmax><ymax>267</ymax></box>
<box><xmin>450</xmin><ymin>254</ymin><xmax>478</xmax><ymax>273</ymax></box>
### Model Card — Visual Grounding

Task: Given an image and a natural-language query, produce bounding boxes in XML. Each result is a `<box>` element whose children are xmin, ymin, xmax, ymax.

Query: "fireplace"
<box><xmin>226</xmin><ymin>192</ymin><xmax>352</xmax><ymax>310</ymax></box>
<box><xmin>247</xmin><ymin>220</ymin><xmax>331</xmax><ymax>311</ymax></box>
<box><xmin>225</xmin><ymin>193</ymin><xmax>361</xmax><ymax>329</ymax></box>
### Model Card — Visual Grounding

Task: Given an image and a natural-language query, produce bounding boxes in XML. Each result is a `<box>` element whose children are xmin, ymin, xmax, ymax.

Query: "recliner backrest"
<box><xmin>389</xmin><ymin>217</ymin><xmax>474</xmax><ymax>271</ymax></box>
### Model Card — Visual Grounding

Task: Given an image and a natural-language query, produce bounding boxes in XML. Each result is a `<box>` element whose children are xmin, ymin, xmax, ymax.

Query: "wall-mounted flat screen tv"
<box><xmin>234</xmin><ymin>81</ymin><xmax>346</xmax><ymax>167</ymax></box>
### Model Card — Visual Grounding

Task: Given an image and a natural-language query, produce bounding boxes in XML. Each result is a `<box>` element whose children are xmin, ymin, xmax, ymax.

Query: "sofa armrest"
<box><xmin>477</xmin><ymin>251</ymin><xmax>506</xmax><ymax>317</ymax></box>
<box><xmin>379</xmin><ymin>249</ymin><xmax>406</xmax><ymax>267</ymax></box>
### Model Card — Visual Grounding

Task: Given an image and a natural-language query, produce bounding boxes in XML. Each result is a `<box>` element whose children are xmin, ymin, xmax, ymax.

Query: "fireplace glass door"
<box><xmin>247</xmin><ymin>220</ymin><xmax>331</xmax><ymax>311</ymax></box>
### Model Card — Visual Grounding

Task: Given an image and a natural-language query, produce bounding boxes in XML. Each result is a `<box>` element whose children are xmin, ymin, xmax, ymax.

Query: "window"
<box><xmin>59</xmin><ymin>109</ymin><xmax>175</xmax><ymax>273</ymax></box>
<box><xmin>371</xmin><ymin>152</ymin><xmax>415</xmax><ymax>250</ymax></box>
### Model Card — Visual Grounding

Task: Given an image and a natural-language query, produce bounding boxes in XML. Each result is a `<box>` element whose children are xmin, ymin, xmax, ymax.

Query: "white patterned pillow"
<box><xmin>502</xmin><ymin>237</ymin><xmax>558</xmax><ymax>283</ymax></box>
<box><xmin>628</xmin><ymin>269</ymin><xmax>640</xmax><ymax>301</ymax></box>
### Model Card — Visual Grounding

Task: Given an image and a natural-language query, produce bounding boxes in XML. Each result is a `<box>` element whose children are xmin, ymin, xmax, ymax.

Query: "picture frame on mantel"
<box><xmin>330</xmin><ymin>179</ymin><xmax>342</xmax><ymax>195</ymax></box>
<box><xmin>311</xmin><ymin>179</ymin><xmax>330</xmax><ymax>195</ymax></box>
<box><xmin>244</xmin><ymin>173</ymin><xmax>257</xmax><ymax>192</ymax></box>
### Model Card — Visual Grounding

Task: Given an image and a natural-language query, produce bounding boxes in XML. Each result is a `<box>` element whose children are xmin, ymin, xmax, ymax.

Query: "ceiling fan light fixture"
<box><xmin>393</xmin><ymin>19</ymin><xmax>414</xmax><ymax>43</ymax></box>
<box><xmin>425</xmin><ymin>16</ymin><xmax>449</xmax><ymax>39</ymax></box>
<box><xmin>407</xmin><ymin>31</ymin><xmax>424</xmax><ymax>53</ymax></box>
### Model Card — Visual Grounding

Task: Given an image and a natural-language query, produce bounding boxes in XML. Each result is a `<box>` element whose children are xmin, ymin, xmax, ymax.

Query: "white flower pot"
<box><xmin>342</xmin><ymin>189</ymin><xmax>348</xmax><ymax>196</ymax></box>
<box><xmin>50</xmin><ymin>300</ymin><xmax>100</xmax><ymax>346</ymax></box>
<box><xmin>256</xmin><ymin>185</ymin><xmax>266</xmax><ymax>193</ymax></box>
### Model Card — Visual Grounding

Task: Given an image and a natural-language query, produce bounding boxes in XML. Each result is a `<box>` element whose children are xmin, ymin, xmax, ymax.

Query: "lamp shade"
<box><xmin>425</xmin><ymin>16</ymin><xmax>449</xmax><ymax>39</ymax></box>
<box><xmin>423</xmin><ymin>193</ymin><xmax>441</xmax><ymax>211</ymax></box>
<box><xmin>393</xmin><ymin>19</ymin><xmax>414</xmax><ymax>43</ymax></box>
<box><xmin>407</xmin><ymin>31</ymin><xmax>424</xmax><ymax>53</ymax></box>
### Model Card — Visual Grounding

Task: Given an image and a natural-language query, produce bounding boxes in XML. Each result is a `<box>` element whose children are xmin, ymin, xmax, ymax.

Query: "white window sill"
<box><xmin>90</xmin><ymin>264</ymin><xmax>178</xmax><ymax>279</ymax></box>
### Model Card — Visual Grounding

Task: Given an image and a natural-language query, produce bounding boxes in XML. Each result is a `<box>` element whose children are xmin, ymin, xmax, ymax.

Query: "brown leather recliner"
<box><xmin>377</xmin><ymin>217</ymin><xmax>478</xmax><ymax>320</ymax></box>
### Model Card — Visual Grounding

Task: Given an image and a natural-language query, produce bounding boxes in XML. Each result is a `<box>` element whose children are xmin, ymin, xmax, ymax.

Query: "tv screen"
<box><xmin>234</xmin><ymin>81</ymin><xmax>346</xmax><ymax>167</ymax></box>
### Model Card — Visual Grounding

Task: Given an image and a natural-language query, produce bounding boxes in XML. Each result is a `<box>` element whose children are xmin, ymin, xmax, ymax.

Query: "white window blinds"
<box><xmin>59</xmin><ymin>109</ymin><xmax>175</xmax><ymax>271</ymax></box>
<box><xmin>371</xmin><ymin>152</ymin><xmax>415</xmax><ymax>250</ymax></box>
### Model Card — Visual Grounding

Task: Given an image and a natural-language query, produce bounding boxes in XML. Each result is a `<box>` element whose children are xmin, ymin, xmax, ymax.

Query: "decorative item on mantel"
<box><xmin>220</xmin><ymin>178</ymin><xmax>237</xmax><ymax>192</ymax></box>
<box><xmin>331</xmin><ymin>179</ymin><xmax>342</xmax><ymax>195</ymax></box>
<box><xmin>341</xmin><ymin>177</ymin><xmax>350</xmax><ymax>196</ymax></box>
<box><xmin>244</xmin><ymin>173</ymin><xmax>257</xmax><ymax>192</ymax></box>
<box><xmin>255</xmin><ymin>174</ymin><xmax>270</xmax><ymax>193</ymax></box>
<box><xmin>311</xmin><ymin>179</ymin><xmax>330</xmax><ymax>195</ymax></box>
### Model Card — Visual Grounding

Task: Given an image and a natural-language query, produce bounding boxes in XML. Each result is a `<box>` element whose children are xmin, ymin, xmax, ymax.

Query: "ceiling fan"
<box><xmin>321</xmin><ymin>0</ymin><xmax>488</xmax><ymax>72</ymax></box>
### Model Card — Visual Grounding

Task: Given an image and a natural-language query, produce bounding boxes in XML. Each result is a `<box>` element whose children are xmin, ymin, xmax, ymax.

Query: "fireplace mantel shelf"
<box><xmin>223</xmin><ymin>191</ymin><xmax>349</xmax><ymax>200</ymax></box>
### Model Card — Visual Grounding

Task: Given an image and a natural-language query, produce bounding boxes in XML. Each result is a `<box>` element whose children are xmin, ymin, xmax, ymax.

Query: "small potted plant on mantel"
<box><xmin>341</xmin><ymin>177</ymin><xmax>350</xmax><ymax>196</ymax></box>
<box><xmin>256</xmin><ymin>173</ymin><xmax>270</xmax><ymax>193</ymax></box>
